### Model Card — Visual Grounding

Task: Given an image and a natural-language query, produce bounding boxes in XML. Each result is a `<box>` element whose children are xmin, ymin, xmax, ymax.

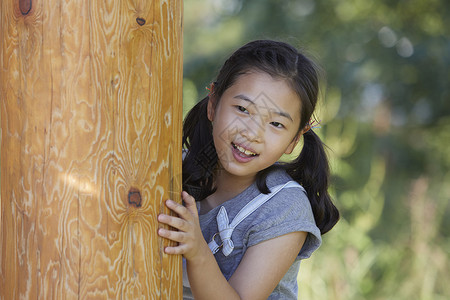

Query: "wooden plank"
<box><xmin>0</xmin><ymin>0</ymin><xmax>183</xmax><ymax>298</ymax></box>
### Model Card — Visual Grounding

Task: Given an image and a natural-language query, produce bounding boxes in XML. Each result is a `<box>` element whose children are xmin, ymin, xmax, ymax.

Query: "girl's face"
<box><xmin>208</xmin><ymin>71</ymin><xmax>305</xmax><ymax>180</ymax></box>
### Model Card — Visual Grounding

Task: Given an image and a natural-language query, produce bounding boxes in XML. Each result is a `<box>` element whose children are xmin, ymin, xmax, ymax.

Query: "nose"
<box><xmin>240</xmin><ymin>116</ymin><xmax>264</xmax><ymax>142</ymax></box>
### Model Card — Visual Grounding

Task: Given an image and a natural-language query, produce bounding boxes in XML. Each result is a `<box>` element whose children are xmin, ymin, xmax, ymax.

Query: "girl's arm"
<box><xmin>157</xmin><ymin>191</ymin><xmax>307</xmax><ymax>300</ymax></box>
<box><xmin>228</xmin><ymin>231</ymin><xmax>306</xmax><ymax>299</ymax></box>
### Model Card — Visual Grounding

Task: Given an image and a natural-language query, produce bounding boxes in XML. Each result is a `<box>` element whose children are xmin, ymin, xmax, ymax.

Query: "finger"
<box><xmin>165</xmin><ymin>199</ymin><xmax>191</xmax><ymax>219</ymax></box>
<box><xmin>158</xmin><ymin>228</ymin><xmax>186</xmax><ymax>243</ymax></box>
<box><xmin>164</xmin><ymin>244</ymin><xmax>189</xmax><ymax>255</ymax></box>
<box><xmin>182</xmin><ymin>191</ymin><xmax>198</xmax><ymax>215</ymax></box>
<box><xmin>158</xmin><ymin>214</ymin><xmax>187</xmax><ymax>231</ymax></box>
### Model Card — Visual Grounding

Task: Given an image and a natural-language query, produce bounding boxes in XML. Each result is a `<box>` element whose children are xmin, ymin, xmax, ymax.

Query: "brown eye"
<box><xmin>236</xmin><ymin>106</ymin><xmax>249</xmax><ymax>114</ymax></box>
<box><xmin>270</xmin><ymin>121</ymin><xmax>284</xmax><ymax>128</ymax></box>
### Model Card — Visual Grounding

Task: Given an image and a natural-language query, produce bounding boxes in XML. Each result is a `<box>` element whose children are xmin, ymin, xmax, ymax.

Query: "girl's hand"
<box><xmin>157</xmin><ymin>191</ymin><xmax>208</xmax><ymax>262</ymax></box>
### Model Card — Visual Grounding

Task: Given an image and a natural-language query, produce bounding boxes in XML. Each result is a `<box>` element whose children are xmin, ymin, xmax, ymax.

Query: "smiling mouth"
<box><xmin>232</xmin><ymin>142</ymin><xmax>258</xmax><ymax>157</ymax></box>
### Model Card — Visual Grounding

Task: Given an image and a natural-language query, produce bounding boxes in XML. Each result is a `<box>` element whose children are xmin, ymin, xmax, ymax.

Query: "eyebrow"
<box><xmin>233</xmin><ymin>94</ymin><xmax>293</xmax><ymax>122</ymax></box>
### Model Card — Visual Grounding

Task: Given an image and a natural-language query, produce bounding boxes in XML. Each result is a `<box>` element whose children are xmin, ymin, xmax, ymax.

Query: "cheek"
<box><xmin>212</xmin><ymin>110</ymin><xmax>239</xmax><ymax>142</ymax></box>
<box><xmin>265</xmin><ymin>131</ymin><xmax>297</xmax><ymax>151</ymax></box>
<box><xmin>213</xmin><ymin>125</ymin><xmax>236</xmax><ymax>153</ymax></box>
<box><xmin>212</xmin><ymin>120</ymin><xmax>231</xmax><ymax>154</ymax></box>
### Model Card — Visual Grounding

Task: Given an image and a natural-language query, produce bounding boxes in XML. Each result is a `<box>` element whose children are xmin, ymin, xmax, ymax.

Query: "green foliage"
<box><xmin>183</xmin><ymin>0</ymin><xmax>450</xmax><ymax>299</ymax></box>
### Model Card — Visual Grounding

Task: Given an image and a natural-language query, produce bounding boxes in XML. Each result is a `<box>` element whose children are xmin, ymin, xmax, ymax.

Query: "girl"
<box><xmin>157</xmin><ymin>40</ymin><xmax>339</xmax><ymax>299</ymax></box>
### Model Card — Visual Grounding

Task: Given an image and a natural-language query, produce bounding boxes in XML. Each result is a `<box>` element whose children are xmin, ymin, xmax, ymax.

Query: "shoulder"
<box><xmin>245</xmin><ymin>167</ymin><xmax>322</xmax><ymax>259</ymax></box>
<box><xmin>264</xmin><ymin>166</ymin><xmax>294</xmax><ymax>187</ymax></box>
<box><xmin>264</xmin><ymin>168</ymin><xmax>308</xmax><ymax>202</ymax></box>
<box><xmin>253</xmin><ymin>181</ymin><xmax>313</xmax><ymax>230</ymax></box>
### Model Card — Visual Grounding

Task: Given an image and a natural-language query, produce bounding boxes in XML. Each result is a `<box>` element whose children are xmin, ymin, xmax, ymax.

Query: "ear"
<box><xmin>207</xmin><ymin>96</ymin><xmax>216</xmax><ymax>122</ymax></box>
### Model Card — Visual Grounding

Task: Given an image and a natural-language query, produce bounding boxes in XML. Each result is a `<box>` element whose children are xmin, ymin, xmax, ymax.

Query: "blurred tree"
<box><xmin>183</xmin><ymin>0</ymin><xmax>450</xmax><ymax>299</ymax></box>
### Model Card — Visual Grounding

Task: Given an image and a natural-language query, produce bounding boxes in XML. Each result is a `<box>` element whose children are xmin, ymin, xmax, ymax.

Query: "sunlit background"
<box><xmin>183</xmin><ymin>0</ymin><xmax>450</xmax><ymax>299</ymax></box>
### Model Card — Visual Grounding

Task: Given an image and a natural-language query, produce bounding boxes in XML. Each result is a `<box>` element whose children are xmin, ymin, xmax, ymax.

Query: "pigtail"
<box><xmin>285</xmin><ymin>130</ymin><xmax>339</xmax><ymax>234</ymax></box>
<box><xmin>182</xmin><ymin>97</ymin><xmax>217</xmax><ymax>200</ymax></box>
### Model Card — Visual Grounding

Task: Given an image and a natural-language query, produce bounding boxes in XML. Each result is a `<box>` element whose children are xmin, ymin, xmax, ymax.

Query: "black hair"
<box><xmin>182</xmin><ymin>40</ymin><xmax>339</xmax><ymax>234</ymax></box>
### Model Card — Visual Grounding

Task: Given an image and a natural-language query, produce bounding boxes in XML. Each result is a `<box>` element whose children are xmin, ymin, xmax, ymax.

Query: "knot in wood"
<box><xmin>19</xmin><ymin>0</ymin><xmax>32</xmax><ymax>15</ymax></box>
<box><xmin>128</xmin><ymin>187</ymin><xmax>142</xmax><ymax>207</ymax></box>
<box><xmin>136</xmin><ymin>17</ymin><xmax>146</xmax><ymax>26</ymax></box>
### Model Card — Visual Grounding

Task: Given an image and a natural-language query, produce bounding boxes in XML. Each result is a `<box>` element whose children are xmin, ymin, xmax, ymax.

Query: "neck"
<box><xmin>201</xmin><ymin>168</ymin><xmax>256</xmax><ymax>214</ymax></box>
<box><xmin>214</xmin><ymin>168</ymin><xmax>256</xmax><ymax>198</ymax></box>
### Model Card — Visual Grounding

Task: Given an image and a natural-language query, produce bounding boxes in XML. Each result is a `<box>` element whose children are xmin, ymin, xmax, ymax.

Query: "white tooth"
<box><xmin>235</xmin><ymin>144</ymin><xmax>256</xmax><ymax>156</ymax></box>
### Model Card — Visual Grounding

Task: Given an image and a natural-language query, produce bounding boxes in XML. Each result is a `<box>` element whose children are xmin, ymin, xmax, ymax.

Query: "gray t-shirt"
<box><xmin>183</xmin><ymin>168</ymin><xmax>321</xmax><ymax>299</ymax></box>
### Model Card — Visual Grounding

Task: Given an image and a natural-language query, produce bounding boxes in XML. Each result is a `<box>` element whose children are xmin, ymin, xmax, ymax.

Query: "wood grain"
<box><xmin>0</xmin><ymin>0</ymin><xmax>183</xmax><ymax>298</ymax></box>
